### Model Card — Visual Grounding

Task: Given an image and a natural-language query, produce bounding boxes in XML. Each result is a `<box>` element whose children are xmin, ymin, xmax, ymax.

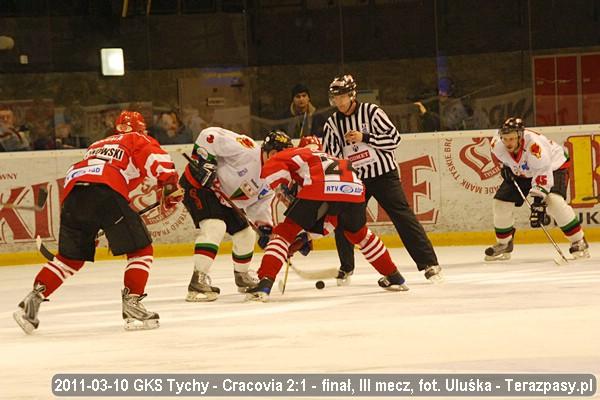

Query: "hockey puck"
<box><xmin>315</xmin><ymin>280</ymin><xmax>325</xmax><ymax>289</ymax></box>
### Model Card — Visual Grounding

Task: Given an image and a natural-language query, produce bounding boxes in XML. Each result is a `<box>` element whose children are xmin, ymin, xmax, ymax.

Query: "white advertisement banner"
<box><xmin>1</xmin><ymin>125</ymin><xmax>600</xmax><ymax>255</ymax></box>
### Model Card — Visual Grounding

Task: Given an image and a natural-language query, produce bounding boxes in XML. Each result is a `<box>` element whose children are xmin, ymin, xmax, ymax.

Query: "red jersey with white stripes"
<box><xmin>62</xmin><ymin>132</ymin><xmax>178</xmax><ymax>203</ymax></box>
<box><xmin>261</xmin><ymin>147</ymin><xmax>365</xmax><ymax>203</ymax></box>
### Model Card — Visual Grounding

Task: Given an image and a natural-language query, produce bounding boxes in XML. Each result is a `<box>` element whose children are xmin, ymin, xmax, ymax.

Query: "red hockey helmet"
<box><xmin>298</xmin><ymin>135</ymin><xmax>322</xmax><ymax>151</ymax></box>
<box><xmin>115</xmin><ymin>110</ymin><xmax>147</xmax><ymax>134</ymax></box>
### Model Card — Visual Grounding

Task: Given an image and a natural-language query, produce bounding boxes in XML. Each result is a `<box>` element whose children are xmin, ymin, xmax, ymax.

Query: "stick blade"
<box><xmin>36</xmin><ymin>187</ymin><xmax>49</xmax><ymax>210</ymax></box>
<box><xmin>553</xmin><ymin>256</ymin><xmax>569</xmax><ymax>266</ymax></box>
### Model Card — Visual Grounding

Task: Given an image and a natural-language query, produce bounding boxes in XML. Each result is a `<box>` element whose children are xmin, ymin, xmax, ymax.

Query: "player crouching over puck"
<box><xmin>485</xmin><ymin>117</ymin><xmax>589</xmax><ymax>261</ymax></box>
<box><xmin>13</xmin><ymin>111</ymin><xmax>183</xmax><ymax>333</ymax></box>
<box><xmin>246</xmin><ymin>130</ymin><xmax>409</xmax><ymax>302</ymax></box>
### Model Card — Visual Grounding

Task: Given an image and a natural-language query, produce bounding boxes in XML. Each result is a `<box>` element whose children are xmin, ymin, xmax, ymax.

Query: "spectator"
<box><xmin>0</xmin><ymin>106</ymin><xmax>31</xmax><ymax>152</ymax></box>
<box><xmin>414</xmin><ymin>78</ymin><xmax>471</xmax><ymax>131</ymax></box>
<box><xmin>54</xmin><ymin>121</ymin><xmax>88</xmax><ymax>149</ymax></box>
<box><xmin>32</xmin><ymin>129</ymin><xmax>55</xmax><ymax>151</ymax></box>
<box><xmin>280</xmin><ymin>83</ymin><xmax>328</xmax><ymax>138</ymax></box>
<box><xmin>63</xmin><ymin>100</ymin><xmax>86</xmax><ymax>138</ymax></box>
<box><xmin>149</xmin><ymin>111</ymin><xmax>193</xmax><ymax>145</ymax></box>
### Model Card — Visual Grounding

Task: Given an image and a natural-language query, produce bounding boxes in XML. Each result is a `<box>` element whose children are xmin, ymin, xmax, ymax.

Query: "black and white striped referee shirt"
<box><xmin>323</xmin><ymin>102</ymin><xmax>401</xmax><ymax>180</ymax></box>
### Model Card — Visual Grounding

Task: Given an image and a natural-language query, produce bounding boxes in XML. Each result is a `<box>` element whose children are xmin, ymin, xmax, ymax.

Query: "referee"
<box><xmin>323</xmin><ymin>74</ymin><xmax>442</xmax><ymax>283</ymax></box>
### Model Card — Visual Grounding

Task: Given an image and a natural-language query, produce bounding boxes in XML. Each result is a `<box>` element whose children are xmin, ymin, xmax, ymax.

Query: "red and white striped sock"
<box><xmin>346</xmin><ymin>227</ymin><xmax>396</xmax><ymax>276</ymax></box>
<box><xmin>124</xmin><ymin>245</ymin><xmax>153</xmax><ymax>295</ymax></box>
<box><xmin>34</xmin><ymin>254</ymin><xmax>84</xmax><ymax>297</ymax></box>
<box><xmin>258</xmin><ymin>236</ymin><xmax>290</xmax><ymax>280</ymax></box>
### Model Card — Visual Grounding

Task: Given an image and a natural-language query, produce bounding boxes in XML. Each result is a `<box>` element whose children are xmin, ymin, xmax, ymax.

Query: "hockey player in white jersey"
<box><xmin>485</xmin><ymin>117</ymin><xmax>589</xmax><ymax>261</ymax></box>
<box><xmin>179</xmin><ymin>127</ymin><xmax>274</xmax><ymax>301</ymax></box>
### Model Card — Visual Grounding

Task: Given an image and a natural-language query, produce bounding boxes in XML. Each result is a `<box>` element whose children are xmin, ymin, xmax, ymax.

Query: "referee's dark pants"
<box><xmin>335</xmin><ymin>169</ymin><xmax>439</xmax><ymax>272</ymax></box>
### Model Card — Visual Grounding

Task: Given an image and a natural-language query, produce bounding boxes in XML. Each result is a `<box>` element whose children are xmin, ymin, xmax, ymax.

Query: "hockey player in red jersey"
<box><xmin>246</xmin><ymin>130</ymin><xmax>409</xmax><ymax>302</ymax></box>
<box><xmin>13</xmin><ymin>110</ymin><xmax>183</xmax><ymax>333</ymax></box>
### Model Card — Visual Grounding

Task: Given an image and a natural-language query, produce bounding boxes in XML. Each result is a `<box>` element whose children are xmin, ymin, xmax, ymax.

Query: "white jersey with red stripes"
<box><xmin>261</xmin><ymin>147</ymin><xmax>365</xmax><ymax>203</ymax></box>
<box><xmin>63</xmin><ymin>132</ymin><xmax>178</xmax><ymax>203</ymax></box>
<box><xmin>491</xmin><ymin>129</ymin><xmax>569</xmax><ymax>194</ymax></box>
<box><xmin>186</xmin><ymin>127</ymin><xmax>274</xmax><ymax>225</ymax></box>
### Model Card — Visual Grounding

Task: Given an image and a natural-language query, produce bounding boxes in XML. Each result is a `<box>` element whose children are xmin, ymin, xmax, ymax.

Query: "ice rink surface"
<box><xmin>0</xmin><ymin>243</ymin><xmax>599</xmax><ymax>399</ymax></box>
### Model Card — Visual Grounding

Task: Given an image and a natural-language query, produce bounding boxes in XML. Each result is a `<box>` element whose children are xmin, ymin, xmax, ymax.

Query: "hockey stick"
<box><xmin>280</xmin><ymin>258</ymin><xmax>291</xmax><ymax>294</ymax></box>
<box><xmin>278</xmin><ymin>262</ymin><xmax>338</xmax><ymax>292</ymax></box>
<box><xmin>36</xmin><ymin>200</ymin><xmax>162</xmax><ymax>261</ymax></box>
<box><xmin>1</xmin><ymin>187</ymin><xmax>48</xmax><ymax>212</ymax></box>
<box><xmin>289</xmin><ymin>263</ymin><xmax>338</xmax><ymax>280</ymax></box>
<box><xmin>510</xmin><ymin>178</ymin><xmax>569</xmax><ymax>265</ymax></box>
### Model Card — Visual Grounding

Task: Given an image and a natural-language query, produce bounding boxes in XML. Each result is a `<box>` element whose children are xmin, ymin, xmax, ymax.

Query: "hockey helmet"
<box><xmin>115</xmin><ymin>110</ymin><xmax>147</xmax><ymax>134</ymax></box>
<box><xmin>262</xmin><ymin>129</ymin><xmax>293</xmax><ymax>153</ymax></box>
<box><xmin>328</xmin><ymin>74</ymin><xmax>357</xmax><ymax>105</ymax></box>
<box><xmin>499</xmin><ymin>117</ymin><xmax>525</xmax><ymax>139</ymax></box>
<box><xmin>298</xmin><ymin>135</ymin><xmax>322</xmax><ymax>151</ymax></box>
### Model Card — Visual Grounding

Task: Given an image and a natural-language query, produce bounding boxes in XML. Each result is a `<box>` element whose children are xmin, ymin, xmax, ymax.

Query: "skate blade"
<box><xmin>237</xmin><ymin>286</ymin><xmax>254</xmax><ymax>294</ymax></box>
<box><xmin>13</xmin><ymin>311</ymin><xmax>36</xmax><ymax>334</ymax></box>
<box><xmin>426</xmin><ymin>273</ymin><xmax>445</xmax><ymax>284</ymax></box>
<box><xmin>382</xmin><ymin>284</ymin><xmax>410</xmax><ymax>292</ymax></box>
<box><xmin>571</xmin><ymin>250</ymin><xmax>590</xmax><ymax>259</ymax></box>
<box><xmin>245</xmin><ymin>292</ymin><xmax>269</xmax><ymax>303</ymax></box>
<box><xmin>336</xmin><ymin>277</ymin><xmax>352</xmax><ymax>287</ymax></box>
<box><xmin>124</xmin><ymin>318</ymin><xmax>160</xmax><ymax>331</ymax></box>
<box><xmin>484</xmin><ymin>253</ymin><xmax>511</xmax><ymax>261</ymax></box>
<box><xmin>185</xmin><ymin>291</ymin><xmax>218</xmax><ymax>302</ymax></box>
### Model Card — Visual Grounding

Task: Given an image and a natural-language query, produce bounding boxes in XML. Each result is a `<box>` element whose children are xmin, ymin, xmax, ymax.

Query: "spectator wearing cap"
<box><xmin>279</xmin><ymin>83</ymin><xmax>328</xmax><ymax>138</ymax></box>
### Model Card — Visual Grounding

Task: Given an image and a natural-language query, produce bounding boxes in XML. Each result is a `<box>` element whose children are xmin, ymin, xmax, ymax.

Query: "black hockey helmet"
<box><xmin>499</xmin><ymin>117</ymin><xmax>525</xmax><ymax>139</ymax></box>
<box><xmin>328</xmin><ymin>74</ymin><xmax>357</xmax><ymax>101</ymax></box>
<box><xmin>262</xmin><ymin>129</ymin><xmax>293</xmax><ymax>153</ymax></box>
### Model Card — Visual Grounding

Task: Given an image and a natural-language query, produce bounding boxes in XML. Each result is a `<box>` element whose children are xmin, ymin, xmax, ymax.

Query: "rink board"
<box><xmin>2</xmin><ymin>125</ymin><xmax>600</xmax><ymax>265</ymax></box>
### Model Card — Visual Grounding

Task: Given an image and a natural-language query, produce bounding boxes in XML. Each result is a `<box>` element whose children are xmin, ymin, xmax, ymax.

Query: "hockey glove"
<box><xmin>188</xmin><ymin>158</ymin><xmax>217</xmax><ymax>188</ymax></box>
<box><xmin>500</xmin><ymin>166</ymin><xmax>515</xmax><ymax>182</ymax></box>
<box><xmin>281</xmin><ymin>183</ymin><xmax>298</xmax><ymax>200</ymax></box>
<box><xmin>529</xmin><ymin>196</ymin><xmax>548</xmax><ymax>228</ymax></box>
<box><xmin>288</xmin><ymin>232</ymin><xmax>312</xmax><ymax>257</ymax></box>
<box><xmin>257</xmin><ymin>225</ymin><xmax>273</xmax><ymax>249</ymax></box>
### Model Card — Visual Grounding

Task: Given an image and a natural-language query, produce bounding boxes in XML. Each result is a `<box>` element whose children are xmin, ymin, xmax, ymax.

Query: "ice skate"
<box><xmin>13</xmin><ymin>284</ymin><xmax>47</xmax><ymax>334</ymax></box>
<box><xmin>185</xmin><ymin>271</ymin><xmax>220</xmax><ymax>302</ymax></box>
<box><xmin>423</xmin><ymin>265</ymin><xmax>444</xmax><ymax>283</ymax></box>
<box><xmin>234</xmin><ymin>270</ymin><xmax>259</xmax><ymax>293</ymax></box>
<box><xmin>378</xmin><ymin>270</ymin><xmax>409</xmax><ymax>291</ymax></box>
<box><xmin>245</xmin><ymin>278</ymin><xmax>273</xmax><ymax>302</ymax></box>
<box><xmin>484</xmin><ymin>238</ymin><xmax>514</xmax><ymax>261</ymax></box>
<box><xmin>569</xmin><ymin>238</ymin><xmax>590</xmax><ymax>259</ymax></box>
<box><xmin>121</xmin><ymin>288</ymin><xmax>159</xmax><ymax>331</ymax></box>
<box><xmin>335</xmin><ymin>269</ymin><xmax>353</xmax><ymax>286</ymax></box>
